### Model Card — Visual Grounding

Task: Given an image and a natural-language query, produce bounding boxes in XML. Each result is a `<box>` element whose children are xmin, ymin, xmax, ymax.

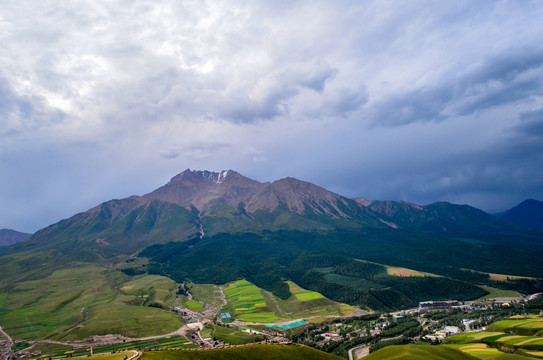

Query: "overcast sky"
<box><xmin>1</xmin><ymin>0</ymin><xmax>543</xmax><ymax>233</ymax></box>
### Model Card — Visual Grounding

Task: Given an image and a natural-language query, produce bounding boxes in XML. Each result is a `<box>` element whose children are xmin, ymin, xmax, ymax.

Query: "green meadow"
<box><xmin>140</xmin><ymin>344</ymin><xmax>343</xmax><ymax>360</ymax></box>
<box><xmin>0</xmin><ymin>267</ymin><xmax>183</xmax><ymax>340</ymax></box>
<box><xmin>365</xmin><ymin>344</ymin><xmax>478</xmax><ymax>360</ymax></box>
<box><xmin>222</xmin><ymin>280</ymin><xmax>353</xmax><ymax>324</ymax></box>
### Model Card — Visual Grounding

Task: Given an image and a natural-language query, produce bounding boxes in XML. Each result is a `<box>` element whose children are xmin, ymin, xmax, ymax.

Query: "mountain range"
<box><xmin>16</xmin><ymin>169</ymin><xmax>536</xmax><ymax>258</ymax></box>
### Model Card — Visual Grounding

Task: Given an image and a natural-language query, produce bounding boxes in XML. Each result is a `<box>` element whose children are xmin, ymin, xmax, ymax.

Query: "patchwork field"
<box><xmin>222</xmin><ymin>280</ymin><xmax>354</xmax><ymax>324</ymax></box>
<box><xmin>223</xmin><ymin>280</ymin><xmax>278</xmax><ymax>323</ymax></box>
<box><xmin>487</xmin><ymin>316</ymin><xmax>543</xmax><ymax>336</ymax></box>
<box><xmin>445</xmin><ymin>315</ymin><xmax>543</xmax><ymax>359</ymax></box>
<box><xmin>445</xmin><ymin>343</ymin><xmax>503</xmax><ymax>357</ymax></box>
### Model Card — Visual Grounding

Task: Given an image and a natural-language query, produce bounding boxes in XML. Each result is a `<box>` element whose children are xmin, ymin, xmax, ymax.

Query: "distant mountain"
<box><xmin>500</xmin><ymin>199</ymin><xmax>543</xmax><ymax>229</ymax></box>
<box><xmin>355</xmin><ymin>199</ymin><xmax>518</xmax><ymax>234</ymax></box>
<box><xmin>0</xmin><ymin>229</ymin><xmax>31</xmax><ymax>246</ymax></box>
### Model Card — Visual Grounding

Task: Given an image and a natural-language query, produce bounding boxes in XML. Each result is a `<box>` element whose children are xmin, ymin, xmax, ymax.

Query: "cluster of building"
<box><xmin>1</xmin><ymin>340</ymin><xmax>12</xmax><ymax>359</ymax></box>
<box><xmin>172</xmin><ymin>307</ymin><xmax>201</xmax><ymax>323</ymax></box>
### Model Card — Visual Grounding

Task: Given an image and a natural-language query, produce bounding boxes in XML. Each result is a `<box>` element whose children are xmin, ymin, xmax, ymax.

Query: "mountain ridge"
<box><xmin>0</xmin><ymin>229</ymin><xmax>31</xmax><ymax>246</ymax></box>
<box><xmin>15</xmin><ymin>169</ymin><xmax>541</xmax><ymax>259</ymax></box>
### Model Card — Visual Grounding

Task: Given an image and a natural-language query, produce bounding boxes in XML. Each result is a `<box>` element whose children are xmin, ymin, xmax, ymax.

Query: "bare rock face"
<box><xmin>142</xmin><ymin>169</ymin><xmax>265</xmax><ymax>210</ymax></box>
<box><xmin>142</xmin><ymin>170</ymin><xmax>360</xmax><ymax>219</ymax></box>
<box><xmin>244</xmin><ymin>177</ymin><xmax>356</xmax><ymax>219</ymax></box>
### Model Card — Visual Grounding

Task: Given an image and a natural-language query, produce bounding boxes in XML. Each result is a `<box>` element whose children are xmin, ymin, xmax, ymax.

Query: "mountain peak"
<box><xmin>143</xmin><ymin>169</ymin><xmax>263</xmax><ymax>210</ymax></box>
<box><xmin>171</xmin><ymin>169</ymin><xmax>235</xmax><ymax>184</ymax></box>
<box><xmin>500</xmin><ymin>198</ymin><xmax>543</xmax><ymax>229</ymax></box>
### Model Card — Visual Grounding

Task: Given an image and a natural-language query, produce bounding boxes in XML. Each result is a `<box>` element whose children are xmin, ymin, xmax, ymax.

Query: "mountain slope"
<box><xmin>143</xmin><ymin>169</ymin><xmax>264</xmax><ymax>210</ymax></box>
<box><xmin>500</xmin><ymin>199</ymin><xmax>543</xmax><ymax>230</ymax></box>
<box><xmin>0</xmin><ymin>229</ymin><xmax>31</xmax><ymax>246</ymax></box>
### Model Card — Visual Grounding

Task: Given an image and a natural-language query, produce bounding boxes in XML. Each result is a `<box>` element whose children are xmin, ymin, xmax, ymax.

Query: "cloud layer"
<box><xmin>1</xmin><ymin>0</ymin><xmax>543</xmax><ymax>232</ymax></box>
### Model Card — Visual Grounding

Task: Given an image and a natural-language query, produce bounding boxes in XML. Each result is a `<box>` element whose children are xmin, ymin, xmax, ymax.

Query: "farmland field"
<box><xmin>488</xmin><ymin>316</ymin><xmax>543</xmax><ymax>336</ymax></box>
<box><xmin>222</xmin><ymin>279</ymin><xmax>354</xmax><ymax>323</ymax></box>
<box><xmin>223</xmin><ymin>280</ymin><xmax>278</xmax><ymax>323</ymax></box>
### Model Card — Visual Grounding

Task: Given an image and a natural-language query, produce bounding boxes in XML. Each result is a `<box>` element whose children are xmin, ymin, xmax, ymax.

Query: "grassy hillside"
<box><xmin>365</xmin><ymin>344</ymin><xmax>479</xmax><ymax>360</ymax></box>
<box><xmin>0</xmin><ymin>268</ymin><xmax>184</xmax><ymax>340</ymax></box>
<box><xmin>140</xmin><ymin>344</ymin><xmax>343</xmax><ymax>360</ymax></box>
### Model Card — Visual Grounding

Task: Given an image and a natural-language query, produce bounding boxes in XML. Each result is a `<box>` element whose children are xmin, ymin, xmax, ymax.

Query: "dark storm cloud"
<box><xmin>366</xmin><ymin>49</ymin><xmax>543</xmax><ymax>127</ymax></box>
<box><xmin>515</xmin><ymin>108</ymin><xmax>543</xmax><ymax>137</ymax></box>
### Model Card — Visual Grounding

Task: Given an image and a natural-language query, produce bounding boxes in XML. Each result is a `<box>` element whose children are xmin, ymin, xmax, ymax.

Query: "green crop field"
<box><xmin>445</xmin><ymin>343</ymin><xmax>503</xmax><ymax>357</ymax></box>
<box><xmin>140</xmin><ymin>344</ymin><xmax>343</xmax><ymax>360</ymax></box>
<box><xmin>223</xmin><ymin>280</ymin><xmax>278</xmax><ymax>323</ymax></box>
<box><xmin>445</xmin><ymin>332</ymin><xmax>506</xmax><ymax>344</ymax></box>
<box><xmin>488</xmin><ymin>316</ymin><xmax>543</xmax><ymax>336</ymax></box>
<box><xmin>222</xmin><ymin>279</ymin><xmax>354</xmax><ymax>324</ymax></box>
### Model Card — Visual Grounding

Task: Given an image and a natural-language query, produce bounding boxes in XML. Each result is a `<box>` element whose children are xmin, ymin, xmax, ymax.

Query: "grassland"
<box><xmin>365</xmin><ymin>344</ymin><xmax>478</xmax><ymax>360</ymax></box>
<box><xmin>222</xmin><ymin>280</ymin><xmax>354</xmax><ymax>324</ymax></box>
<box><xmin>478</xmin><ymin>286</ymin><xmax>521</xmax><ymax>300</ymax></box>
<box><xmin>185</xmin><ymin>300</ymin><xmax>204</xmax><ymax>311</ymax></box>
<box><xmin>31</xmin><ymin>335</ymin><xmax>197</xmax><ymax>359</ymax></box>
<box><xmin>208</xmin><ymin>324</ymin><xmax>262</xmax><ymax>345</ymax></box>
<box><xmin>72</xmin><ymin>352</ymin><xmax>134</xmax><ymax>360</ymax></box>
<box><xmin>188</xmin><ymin>283</ymin><xmax>224</xmax><ymax>307</ymax></box>
<box><xmin>0</xmin><ymin>267</ymin><xmax>183</xmax><ymax>340</ymax></box>
<box><xmin>386</xmin><ymin>267</ymin><xmax>439</xmax><ymax>277</ymax></box>
<box><xmin>140</xmin><ymin>344</ymin><xmax>343</xmax><ymax>360</ymax></box>
<box><xmin>287</xmin><ymin>281</ymin><xmax>324</xmax><ymax>301</ymax></box>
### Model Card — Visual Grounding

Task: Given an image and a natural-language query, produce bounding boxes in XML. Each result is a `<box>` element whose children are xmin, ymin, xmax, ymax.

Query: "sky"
<box><xmin>1</xmin><ymin>0</ymin><xmax>543</xmax><ymax>233</ymax></box>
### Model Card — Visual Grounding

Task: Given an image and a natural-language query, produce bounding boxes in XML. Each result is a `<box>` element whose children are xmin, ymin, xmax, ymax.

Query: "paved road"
<box><xmin>0</xmin><ymin>325</ymin><xmax>14</xmax><ymax>358</ymax></box>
